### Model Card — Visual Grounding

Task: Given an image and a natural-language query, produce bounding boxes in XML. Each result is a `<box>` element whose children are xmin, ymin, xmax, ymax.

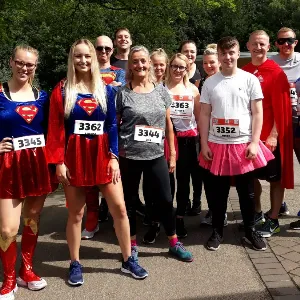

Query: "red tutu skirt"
<box><xmin>64</xmin><ymin>133</ymin><xmax>112</xmax><ymax>187</ymax></box>
<box><xmin>0</xmin><ymin>147</ymin><xmax>56</xmax><ymax>199</ymax></box>
<box><xmin>199</xmin><ymin>141</ymin><xmax>274</xmax><ymax>176</ymax></box>
<box><xmin>164</xmin><ymin>136</ymin><xmax>179</xmax><ymax>161</ymax></box>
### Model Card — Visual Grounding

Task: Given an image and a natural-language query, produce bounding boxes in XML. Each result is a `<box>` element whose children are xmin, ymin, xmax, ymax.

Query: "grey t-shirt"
<box><xmin>116</xmin><ymin>83</ymin><xmax>172</xmax><ymax>160</ymax></box>
<box><xmin>271</xmin><ymin>52</ymin><xmax>300</xmax><ymax>122</ymax></box>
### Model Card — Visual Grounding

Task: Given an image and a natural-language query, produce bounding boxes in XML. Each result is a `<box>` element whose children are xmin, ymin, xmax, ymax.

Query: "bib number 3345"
<box><xmin>13</xmin><ymin>134</ymin><xmax>45</xmax><ymax>151</ymax></box>
<box><xmin>74</xmin><ymin>120</ymin><xmax>104</xmax><ymax>135</ymax></box>
<box><xmin>134</xmin><ymin>125</ymin><xmax>163</xmax><ymax>143</ymax></box>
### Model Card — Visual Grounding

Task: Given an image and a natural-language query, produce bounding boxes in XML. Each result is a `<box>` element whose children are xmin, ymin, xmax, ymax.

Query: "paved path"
<box><xmin>0</xmin><ymin>155</ymin><xmax>299</xmax><ymax>300</ymax></box>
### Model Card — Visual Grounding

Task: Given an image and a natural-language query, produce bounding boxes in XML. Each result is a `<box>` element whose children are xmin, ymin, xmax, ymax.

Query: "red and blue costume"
<box><xmin>0</xmin><ymin>83</ymin><xmax>53</xmax><ymax>298</ymax></box>
<box><xmin>0</xmin><ymin>83</ymin><xmax>54</xmax><ymax>198</ymax></box>
<box><xmin>100</xmin><ymin>66</ymin><xmax>125</xmax><ymax>86</ymax></box>
<box><xmin>46</xmin><ymin>80</ymin><xmax>118</xmax><ymax>186</ymax></box>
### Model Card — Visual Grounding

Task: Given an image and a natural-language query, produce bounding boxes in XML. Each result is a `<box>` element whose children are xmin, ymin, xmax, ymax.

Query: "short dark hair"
<box><xmin>114</xmin><ymin>27</ymin><xmax>131</xmax><ymax>40</ymax></box>
<box><xmin>178</xmin><ymin>40</ymin><xmax>197</xmax><ymax>52</ymax></box>
<box><xmin>217</xmin><ymin>36</ymin><xmax>240</xmax><ymax>52</ymax></box>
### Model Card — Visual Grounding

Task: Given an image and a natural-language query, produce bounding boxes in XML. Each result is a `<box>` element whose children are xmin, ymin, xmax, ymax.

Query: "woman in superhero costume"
<box><xmin>46</xmin><ymin>39</ymin><xmax>148</xmax><ymax>285</ymax></box>
<box><xmin>0</xmin><ymin>45</ymin><xmax>53</xmax><ymax>300</ymax></box>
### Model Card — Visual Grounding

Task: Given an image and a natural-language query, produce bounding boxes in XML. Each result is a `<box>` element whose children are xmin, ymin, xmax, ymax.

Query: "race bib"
<box><xmin>134</xmin><ymin>125</ymin><xmax>163</xmax><ymax>143</ymax></box>
<box><xmin>170</xmin><ymin>95</ymin><xmax>193</xmax><ymax>119</ymax></box>
<box><xmin>13</xmin><ymin>134</ymin><xmax>45</xmax><ymax>151</ymax></box>
<box><xmin>212</xmin><ymin>118</ymin><xmax>240</xmax><ymax>137</ymax></box>
<box><xmin>74</xmin><ymin>120</ymin><xmax>104</xmax><ymax>135</ymax></box>
<box><xmin>290</xmin><ymin>85</ymin><xmax>297</xmax><ymax>106</ymax></box>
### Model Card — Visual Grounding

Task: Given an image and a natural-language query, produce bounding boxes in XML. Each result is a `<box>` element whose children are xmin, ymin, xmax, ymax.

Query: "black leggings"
<box><xmin>202</xmin><ymin>168</ymin><xmax>255</xmax><ymax>236</ymax></box>
<box><xmin>176</xmin><ymin>136</ymin><xmax>202</xmax><ymax>216</ymax></box>
<box><xmin>120</xmin><ymin>156</ymin><xmax>176</xmax><ymax>237</ymax></box>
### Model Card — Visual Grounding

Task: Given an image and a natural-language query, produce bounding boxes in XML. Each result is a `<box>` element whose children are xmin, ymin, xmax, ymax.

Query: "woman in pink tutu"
<box><xmin>199</xmin><ymin>36</ymin><xmax>274</xmax><ymax>251</ymax></box>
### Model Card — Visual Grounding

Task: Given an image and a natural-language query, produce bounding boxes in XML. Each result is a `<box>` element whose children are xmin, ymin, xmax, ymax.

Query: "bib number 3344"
<box><xmin>74</xmin><ymin>120</ymin><xmax>104</xmax><ymax>135</ymax></box>
<box><xmin>212</xmin><ymin>118</ymin><xmax>240</xmax><ymax>137</ymax></box>
<box><xmin>134</xmin><ymin>125</ymin><xmax>163</xmax><ymax>143</ymax></box>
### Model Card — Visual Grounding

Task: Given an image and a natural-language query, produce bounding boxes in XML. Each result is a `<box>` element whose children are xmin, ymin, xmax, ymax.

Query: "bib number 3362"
<box><xmin>74</xmin><ymin>120</ymin><xmax>104</xmax><ymax>135</ymax></box>
<box><xmin>13</xmin><ymin>134</ymin><xmax>45</xmax><ymax>151</ymax></box>
<box><xmin>134</xmin><ymin>125</ymin><xmax>163</xmax><ymax>143</ymax></box>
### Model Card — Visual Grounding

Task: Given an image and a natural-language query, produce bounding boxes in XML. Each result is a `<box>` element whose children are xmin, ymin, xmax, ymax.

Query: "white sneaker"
<box><xmin>0</xmin><ymin>284</ymin><xmax>18</xmax><ymax>300</ymax></box>
<box><xmin>16</xmin><ymin>277</ymin><xmax>47</xmax><ymax>291</ymax></box>
<box><xmin>81</xmin><ymin>224</ymin><xmax>99</xmax><ymax>240</ymax></box>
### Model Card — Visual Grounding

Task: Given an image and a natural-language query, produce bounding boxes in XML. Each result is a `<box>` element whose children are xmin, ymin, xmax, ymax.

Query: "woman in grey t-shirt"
<box><xmin>116</xmin><ymin>46</ymin><xmax>193</xmax><ymax>264</ymax></box>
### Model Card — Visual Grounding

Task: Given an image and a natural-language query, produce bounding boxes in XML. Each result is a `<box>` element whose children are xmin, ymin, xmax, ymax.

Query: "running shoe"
<box><xmin>201</xmin><ymin>211</ymin><xmax>212</xmax><ymax>226</ymax></box>
<box><xmin>290</xmin><ymin>220</ymin><xmax>300</xmax><ymax>230</ymax></box>
<box><xmin>81</xmin><ymin>224</ymin><xmax>99</xmax><ymax>240</ymax></box>
<box><xmin>238</xmin><ymin>211</ymin><xmax>265</xmax><ymax>230</ymax></box>
<box><xmin>256</xmin><ymin>218</ymin><xmax>280</xmax><ymax>238</ymax></box>
<box><xmin>176</xmin><ymin>218</ymin><xmax>187</xmax><ymax>238</ymax></box>
<box><xmin>121</xmin><ymin>256</ymin><xmax>148</xmax><ymax>279</ymax></box>
<box><xmin>0</xmin><ymin>284</ymin><xmax>18</xmax><ymax>300</ymax></box>
<box><xmin>169</xmin><ymin>242</ymin><xmax>193</xmax><ymax>262</ymax></box>
<box><xmin>206</xmin><ymin>229</ymin><xmax>223</xmax><ymax>251</ymax></box>
<box><xmin>243</xmin><ymin>229</ymin><xmax>267</xmax><ymax>251</ymax></box>
<box><xmin>68</xmin><ymin>261</ymin><xmax>84</xmax><ymax>286</ymax></box>
<box><xmin>279</xmin><ymin>202</ymin><xmax>290</xmax><ymax>216</ymax></box>
<box><xmin>143</xmin><ymin>223</ymin><xmax>160</xmax><ymax>244</ymax></box>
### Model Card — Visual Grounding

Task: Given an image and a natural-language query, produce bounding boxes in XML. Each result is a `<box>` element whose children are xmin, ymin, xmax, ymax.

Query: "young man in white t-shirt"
<box><xmin>199</xmin><ymin>36</ymin><xmax>271</xmax><ymax>251</ymax></box>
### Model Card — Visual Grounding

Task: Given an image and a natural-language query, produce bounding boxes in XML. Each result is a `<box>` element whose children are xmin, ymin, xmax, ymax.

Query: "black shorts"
<box><xmin>254</xmin><ymin>144</ymin><xmax>281</xmax><ymax>182</ymax></box>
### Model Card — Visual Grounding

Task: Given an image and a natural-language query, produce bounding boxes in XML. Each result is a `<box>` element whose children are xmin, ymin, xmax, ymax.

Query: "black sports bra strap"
<box><xmin>3</xmin><ymin>82</ymin><xmax>38</xmax><ymax>100</ymax></box>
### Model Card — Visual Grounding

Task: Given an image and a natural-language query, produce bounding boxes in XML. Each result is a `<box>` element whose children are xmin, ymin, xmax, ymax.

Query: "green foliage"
<box><xmin>0</xmin><ymin>0</ymin><xmax>299</xmax><ymax>91</ymax></box>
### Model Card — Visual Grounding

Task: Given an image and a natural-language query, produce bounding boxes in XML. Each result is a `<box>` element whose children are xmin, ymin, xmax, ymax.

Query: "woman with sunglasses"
<box><xmin>47</xmin><ymin>39</ymin><xmax>148</xmax><ymax>286</ymax></box>
<box><xmin>179</xmin><ymin>40</ymin><xmax>203</xmax><ymax>216</ymax></box>
<box><xmin>117</xmin><ymin>45</ymin><xmax>193</xmax><ymax>262</ymax></box>
<box><xmin>165</xmin><ymin>53</ymin><xmax>201</xmax><ymax>238</ymax></box>
<box><xmin>0</xmin><ymin>45</ymin><xmax>54</xmax><ymax>300</ymax></box>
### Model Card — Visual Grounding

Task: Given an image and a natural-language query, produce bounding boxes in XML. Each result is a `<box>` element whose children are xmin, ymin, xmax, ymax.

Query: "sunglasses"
<box><xmin>276</xmin><ymin>38</ymin><xmax>296</xmax><ymax>45</ymax></box>
<box><xmin>96</xmin><ymin>46</ymin><xmax>112</xmax><ymax>52</ymax></box>
<box><xmin>14</xmin><ymin>60</ymin><xmax>36</xmax><ymax>71</ymax></box>
<box><xmin>170</xmin><ymin>65</ymin><xmax>187</xmax><ymax>71</ymax></box>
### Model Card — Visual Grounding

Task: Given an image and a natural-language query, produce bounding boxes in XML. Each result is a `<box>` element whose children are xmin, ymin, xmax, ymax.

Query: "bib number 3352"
<box><xmin>13</xmin><ymin>134</ymin><xmax>45</xmax><ymax>151</ymax></box>
<box><xmin>74</xmin><ymin>120</ymin><xmax>104</xmax><ymax>135</ymax></box>
<box><xmin>134</xmin><ymin>125</ymin><xmax>163</xmax><ymax>143</ymax></box>
<box><xmin>212</xmin><ymin>118</ymin><xmax>240</xmax><ymax>137</ymax></box>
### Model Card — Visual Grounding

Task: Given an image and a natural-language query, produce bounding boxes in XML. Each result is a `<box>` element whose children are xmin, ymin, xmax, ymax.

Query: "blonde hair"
<box><xmin>150</xmin><ymin>48</ymin><xmax>169</xmax><ymax>82</ymax></box>
<box><xmin>166</xmin><ymin>53</ymin><xmax>190</xmax><ymax>87</ymax></box>
<box><xmin>125</xmin><ymin>45</ymin><xmax>155</xmax><ymax>83</ymax></box>
<box><xmin>203</xmin><ymin>43</ymin><xmax>217</xmax><ymax>56</ymax></box>
<box><xmin>64</xmin><ymin>39</ymin><xmax>106</xmax><ymax>118</ymax></box>
<box><xmin>277</xmin><ymin>27</ymin><xmax>296</xmax><ymax>38</ymax></box>
<box><xmin>12</xmin><ymin>45</ymin><xmax>39</xmax><ymax>85</ymax></box>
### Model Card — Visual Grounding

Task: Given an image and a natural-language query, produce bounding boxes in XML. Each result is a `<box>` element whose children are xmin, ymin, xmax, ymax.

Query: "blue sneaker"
<box><xmin>169</xmin><ymin>242</ymin><xmax>193</xmax><ymax>262</ymax></box>
<box><xmin>131</xmin><ymin>246</ymin><xmax>138</xmax><ymax>263</ymax></box>
<box><xmin>121</xmin><ymin>256</ymin><xmax>148</xmax><ymax>279</ymax></box>
<box><xmin>68</xmin><ymin>261</ymin><xmax>84</xmax><ymax>286</ymax></box>
<box><xmin>279</xmin><ymin>202</ymin><xmax>290</xmax><ymax>216</ymax></box>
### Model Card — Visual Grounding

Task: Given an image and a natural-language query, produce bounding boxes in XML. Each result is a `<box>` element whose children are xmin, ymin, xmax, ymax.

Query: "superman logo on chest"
<box><xmin>77</xmin><ymin>98</ymin><xmax>98</xmax><ymax>116</ymax></box>
<box><xmin>15</xmin><ymin>105</ymin><xmax>38</xmax><ymax>124</ymax></box>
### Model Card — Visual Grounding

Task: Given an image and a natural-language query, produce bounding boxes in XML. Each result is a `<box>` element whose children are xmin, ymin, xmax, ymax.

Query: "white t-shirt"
<box><xmin>200</xmin><ymin>69</ymin><xmax>263</xmax><ymax>144</ymax></box>
<box><xmin>167</xmin><ymin>86</ymin><xmax>197</xmax><ymax>133</ymax></box>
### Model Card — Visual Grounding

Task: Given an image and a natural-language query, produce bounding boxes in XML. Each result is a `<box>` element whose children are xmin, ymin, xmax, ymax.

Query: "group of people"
<box><xmin>0</xmin><ymin>26</ymin><xmax>299</xmax><ymax>300</ymax></box>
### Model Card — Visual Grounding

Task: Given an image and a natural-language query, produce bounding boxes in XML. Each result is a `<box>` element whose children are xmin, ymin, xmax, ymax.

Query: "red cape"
<box><xmin>243</xmin><ymin>59</ymin><xmax>294</xmax><ymax>189</ymax></box>
<box><xmin>46</xmin><ymin>80</ymin><xmax>66</xmax><ymax>164</ymax></box>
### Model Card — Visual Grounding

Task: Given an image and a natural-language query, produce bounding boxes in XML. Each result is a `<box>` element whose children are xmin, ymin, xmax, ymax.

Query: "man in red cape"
<box><xmin>243</xmin><ymin>30</ymin><xmax>294</xmax><ymax>238</ymax></box>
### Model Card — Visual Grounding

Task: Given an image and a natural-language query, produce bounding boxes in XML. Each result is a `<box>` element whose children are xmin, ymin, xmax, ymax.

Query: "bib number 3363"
<box><xmin>74</xmin><ymin>120</ymin><xmax>104</xmax><ymax>135</ymax></box>
<box><xmin>212</xmin><ymin>118</ymin><xmax>240</xmax><ymax>137</ymax></box>
<box><xmin>134</xmin><ymin>125</ymin><xmax>163</xmax><ymax>143</ymax></box>
<box><xmin>13</xmin><ymin>134</ymin><xmax>45</xmax><ymax>151</ymax></box>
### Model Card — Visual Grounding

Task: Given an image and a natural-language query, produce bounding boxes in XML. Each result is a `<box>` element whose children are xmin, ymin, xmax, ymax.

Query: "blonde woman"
<box><xmin>0</xmin><ymin>45</ymin><xmax>53</xmax><ymax>299</ymax></box>
<box><xmin>46</xmin><ymin>39</ymin><xmax>148</xmax><ymax>285</ymax></box>
<box><xmin>117</xmin><ymin>45</ymin><xmax>193</xmax><ymax>262</ymax></box>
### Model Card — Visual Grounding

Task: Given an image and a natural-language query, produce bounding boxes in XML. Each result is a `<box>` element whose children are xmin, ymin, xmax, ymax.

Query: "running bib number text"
<box><xmin>170</xmin><ymin>95</ymin><xmax>193</xmax><ymax>119</ymax></box>
<box><xmin>74</xmin><ymin>120</ymin><xmax>104</xmax><ymax>135</ymax></box>
<box><xmin>212</xmin><ymin>118</ymin><xmax>240</xmax><ymax>138</ymax></box>
<box><xmin>290</xmin><ymin>87</ymin><xmax>297</xmax><ymax>106</ymax></box>
<box><xmin>134</xmin><ymin>125</ymin><xmax>163</xmax><ymax>143</ymax></box>
<box><xmin>13</xmin><ymin>134</ymin><xmax>45</xmax><ymax>151</ymax></box>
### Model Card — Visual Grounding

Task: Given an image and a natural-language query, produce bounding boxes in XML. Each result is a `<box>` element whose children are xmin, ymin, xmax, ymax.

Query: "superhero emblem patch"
<box><xmin>78</xmin><ymin>98</ymin><xmax>98</xmax><ymax>116</ymax></box>
<box><xmin>15</xmin><ymin>105</ymin><xmax>38</xmax><ymax>124</ymax></box>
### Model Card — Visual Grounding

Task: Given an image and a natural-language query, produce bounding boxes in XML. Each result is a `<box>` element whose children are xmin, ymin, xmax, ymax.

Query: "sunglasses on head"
<box><xmin>276</xmin><ymin>38</ymin><xmax>296</xmax><ymax>45</ymax></box>
<box><xmin>96</xmin><ymin>46</ymin><xmax>112</xmax><ymax>52</ymax></box>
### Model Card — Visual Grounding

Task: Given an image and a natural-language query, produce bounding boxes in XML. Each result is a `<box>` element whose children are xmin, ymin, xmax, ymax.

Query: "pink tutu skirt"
<box><xmin>164</xmin><ymin>136</ymin><xmax>179</xmax><ymax>161</ymax></box>
<box><xmin>199</xmin><ymin>141</ymin><xmax>274</xmax><ymax>176</ymax></box>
